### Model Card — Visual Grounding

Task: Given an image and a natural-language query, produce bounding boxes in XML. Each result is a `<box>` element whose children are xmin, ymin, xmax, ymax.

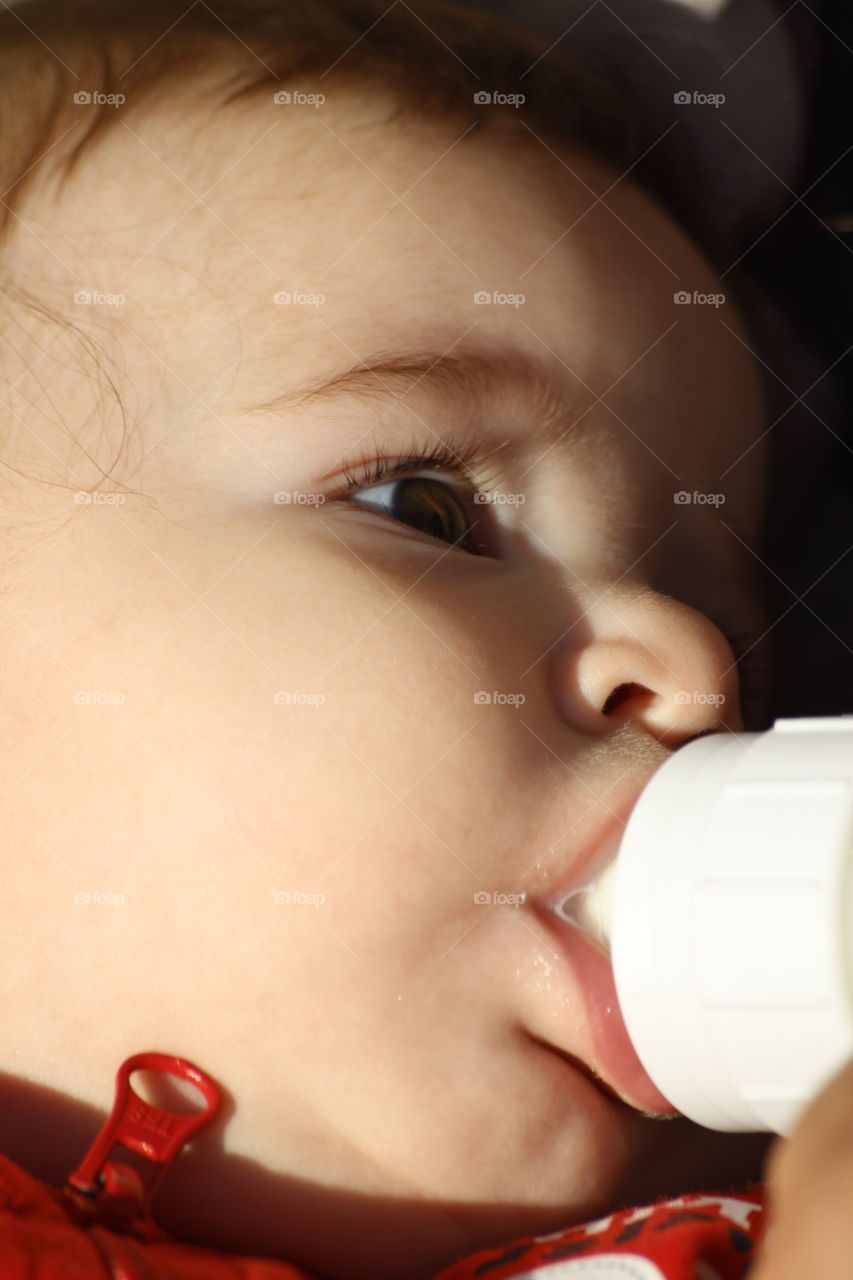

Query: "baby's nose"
<box><xmin>547</xmin><ymin>585</ymin><xmax>741</xmax><ymax>750</ymax></box>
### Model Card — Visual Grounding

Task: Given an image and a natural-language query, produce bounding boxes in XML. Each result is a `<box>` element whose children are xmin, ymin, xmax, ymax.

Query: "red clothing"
<box><xmin>430</xmin><ymin>1186</ymin><xmax>767</xmax><ymax>1279</ymax></box>
<box><xmin>0</xmin><ymin>1053</ymin><xmax>768</xmax><ymax>1279</ymax></box>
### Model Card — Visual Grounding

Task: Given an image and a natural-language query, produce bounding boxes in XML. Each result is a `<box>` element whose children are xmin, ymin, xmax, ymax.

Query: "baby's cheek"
<box><xmin>222</xmin><ymin>540</ymin><xmax>533</xmax><ymax>956</ymax></box>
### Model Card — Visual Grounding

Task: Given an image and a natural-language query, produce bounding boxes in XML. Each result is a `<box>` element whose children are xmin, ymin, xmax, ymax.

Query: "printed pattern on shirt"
<box><xmin>430</xmin><ymin>1186</ymin><xmax>767</xmax><ymax>1280</ymax></box>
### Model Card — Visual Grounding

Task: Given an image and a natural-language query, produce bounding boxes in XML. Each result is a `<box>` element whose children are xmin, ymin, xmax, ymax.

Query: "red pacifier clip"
<box><xmin>62</xmin><ymin>1051</ymin><xmax>222</xmax><ymax>1242</ymax></box>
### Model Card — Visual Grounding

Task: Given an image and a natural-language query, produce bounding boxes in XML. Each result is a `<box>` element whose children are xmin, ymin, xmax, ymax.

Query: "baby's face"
<box><xmin>1</xmin><ymin>75</ymin><xmax>771</xmax><ymax>1280</ymax></box>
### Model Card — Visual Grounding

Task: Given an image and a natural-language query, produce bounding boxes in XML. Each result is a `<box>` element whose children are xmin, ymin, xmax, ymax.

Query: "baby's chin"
<box><xmin>447</xmin><ymin>1050</ymin><xmax>771</xmax><ymax>1237</ymax></box>
<box><xmin>143</xmin><ymin>1055</ymin><xmax>663</xmax><ymax>1280</ymax></box>
<box><xmin>398</xmin><ymin>1049</ymin><xmax>671</xmax><ymax>1228</ymax></box>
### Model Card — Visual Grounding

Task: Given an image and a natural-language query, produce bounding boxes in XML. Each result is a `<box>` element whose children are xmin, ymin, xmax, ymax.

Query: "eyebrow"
<box><xmin>244</xmin><ymin>345</ymin><xmax>593</xmax><ymax>448</ymax></box>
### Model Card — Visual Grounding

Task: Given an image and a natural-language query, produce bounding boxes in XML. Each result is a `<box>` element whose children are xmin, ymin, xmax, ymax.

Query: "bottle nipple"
<box><xmin>554</xmin><ymin>858</ymin><xmax>617</xmax><ymax>952</ymax></box>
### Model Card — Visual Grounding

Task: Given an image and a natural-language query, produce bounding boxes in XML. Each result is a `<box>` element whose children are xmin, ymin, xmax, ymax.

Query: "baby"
<box><xmin>0</xmin><ymin>0</ymin><xmax>787</xmax><ymax>1278</ymax></box>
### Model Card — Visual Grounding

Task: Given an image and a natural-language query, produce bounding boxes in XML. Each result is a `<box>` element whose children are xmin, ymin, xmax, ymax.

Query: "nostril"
<box><xmin>602</xmin><ymin>682</ymin><xmax>644</xmax><ymax>716</ymax></box>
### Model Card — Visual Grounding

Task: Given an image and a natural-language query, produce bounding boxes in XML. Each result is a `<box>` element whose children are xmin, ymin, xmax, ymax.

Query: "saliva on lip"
<box><xmin>553</xmin><ymin>859</ymin><xmax>617</xmax><ymax>954</ymax></box>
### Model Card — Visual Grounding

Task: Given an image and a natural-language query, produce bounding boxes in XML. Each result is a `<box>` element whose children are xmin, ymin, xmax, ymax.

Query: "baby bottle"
<box><xmin>560</xmin><ymin>715</ymin><xmax>853</xmax><ymax>1136</ymax></box>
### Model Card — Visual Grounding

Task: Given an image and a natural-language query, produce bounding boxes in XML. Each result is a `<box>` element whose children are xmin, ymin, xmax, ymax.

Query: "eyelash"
<box><xmin>334</xmin><ymin>436</ymin><xmax>771</xmax><ymax>715</ymax></box>
<box><xmin>338</xmin><ymin>434</ymin><xmax>504</xmax><ymax>498</ymax></box>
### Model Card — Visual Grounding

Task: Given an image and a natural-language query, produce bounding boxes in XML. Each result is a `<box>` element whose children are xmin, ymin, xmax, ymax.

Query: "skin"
<box><xmin>0</xmin><ymin>71</ymin><xmax>775</xmax><ymax>1280</ymax></box>
<box><xmin>752</xmin><ymin>1057</ymin><xmax>853</xmax><ymax>1279</ymax></box>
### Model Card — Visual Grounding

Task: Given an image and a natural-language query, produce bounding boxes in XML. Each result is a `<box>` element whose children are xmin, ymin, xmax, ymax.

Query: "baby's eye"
<box><xmin>349</xmin><ymin>471</ymin><xmax>496</xmax><ymax>557</ymax></box>
<box><xmin>331</xmin><ymin>437</ymin><xmax>512</xmax><ymax>557</ymax></box>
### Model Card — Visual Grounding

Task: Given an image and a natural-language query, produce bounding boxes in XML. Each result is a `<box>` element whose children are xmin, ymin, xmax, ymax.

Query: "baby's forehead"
<box><xmin>8</xmin><ymin>73</ymin><xmax>766</xmax><ymax>540</ymax></box>
<box><xmin>50</xmin><ymin>79</ymin><xmax>593</xmax><ymax>289</ymax></box>
<box><xmin>25</xmin><ymin>86</ymin><xmax>594</xmax><ymax>384</ymax></box>
<box><xmin>33</xmin><ymin>83</ymin><xmax>676</xmax><ymax>376</ymax></box>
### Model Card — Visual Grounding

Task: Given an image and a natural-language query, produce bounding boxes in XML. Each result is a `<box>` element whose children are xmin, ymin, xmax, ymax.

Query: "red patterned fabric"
<box><xmin>431</xmin><ymin>1185</ymin><xmax>767</xmax><ymax>1280</ymax></box>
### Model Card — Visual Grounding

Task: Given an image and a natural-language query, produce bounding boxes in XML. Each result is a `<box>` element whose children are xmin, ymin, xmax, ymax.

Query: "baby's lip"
<box><xmin>527</xmin><ymin>772</ymin><xmax>678</xmax><ymax>1114</ymax></box>
<box><xmin>531</xmin><ymin>905</ymin><xmax>678</xmax><ymax>1114</ymax></box>
<box><xmin>541</xmin><ymin>787</ymin><xmax>646</xmax><ymax>918</ymax></box>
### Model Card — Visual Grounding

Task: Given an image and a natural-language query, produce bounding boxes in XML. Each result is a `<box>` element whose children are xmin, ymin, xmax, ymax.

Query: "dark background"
<box><xmin>755</xmin><ymin>0</ymin><xmax>853</xmax><ymax>718</ymax></box>
<box><xmin>465</xmin><ymin>0</ymin><xmax>853</xmax><ymax>723</ymax></box>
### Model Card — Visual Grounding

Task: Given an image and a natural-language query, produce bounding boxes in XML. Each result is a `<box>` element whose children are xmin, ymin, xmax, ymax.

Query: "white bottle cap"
<box><xmin>592</xmin><ymin>716</ymin><xmax>853</xmax><ymax>1134</ymax></box>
